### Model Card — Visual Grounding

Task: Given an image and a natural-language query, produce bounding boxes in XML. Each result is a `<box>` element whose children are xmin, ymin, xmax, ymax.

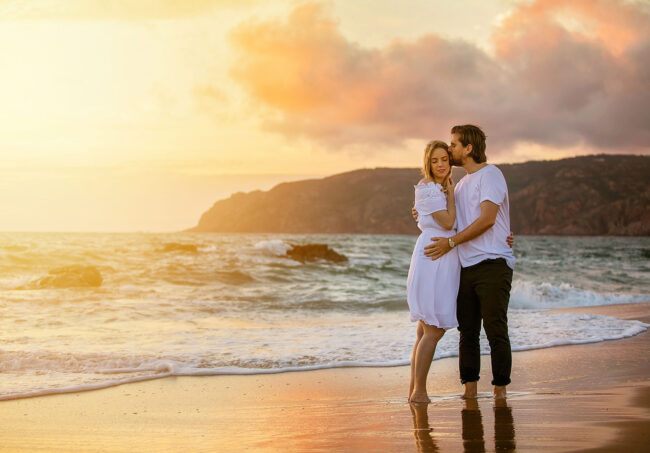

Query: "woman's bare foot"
<box><xmin>410</xmin><ymin>390</ymin><xmax>431</xmax><ymax>403</ymax></box>
<box><xmin>494</xmin><ymin>385</ymin><xmax>507</xmax><ymax>400</ymax></box>
<box><xmin>408</xmin><ymin>382</ymin><xmax>414</xmax><ymax>402</ymax></box>
<box><xmin>462</xmin><ymin>381</ymin><xmax>478</xmax><ymax>399</ymax></box>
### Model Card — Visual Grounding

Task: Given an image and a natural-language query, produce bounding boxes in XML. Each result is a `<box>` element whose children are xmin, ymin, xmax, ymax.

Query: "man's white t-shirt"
<box><xmin>454</xmin><ymin>164</ymin><xmax>515</xmax><ymax>269</ymax></box>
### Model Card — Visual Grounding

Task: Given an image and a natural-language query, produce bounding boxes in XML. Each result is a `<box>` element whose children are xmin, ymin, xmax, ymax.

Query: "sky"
<box><xmin>1</xmin><ymin>0</ymin><xmax>648</xmax><ymax>232</ymax></box>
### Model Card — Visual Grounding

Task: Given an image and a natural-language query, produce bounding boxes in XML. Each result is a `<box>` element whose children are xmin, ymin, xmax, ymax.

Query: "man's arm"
<box><xmin>450</xmin><ymin>200</ymin><xmax>498</xmax><ymax>246</ymax></box>
<box><xmin>424</xmin><ymin>200</ymin><xmax>499</xmax><ymax>259</ymax></box>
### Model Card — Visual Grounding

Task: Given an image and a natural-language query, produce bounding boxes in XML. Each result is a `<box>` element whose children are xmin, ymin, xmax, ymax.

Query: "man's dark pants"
<box><xmin>457</xmin><ymin>258</ymin><xmax>513</xmax><ymax>386</ymax></box>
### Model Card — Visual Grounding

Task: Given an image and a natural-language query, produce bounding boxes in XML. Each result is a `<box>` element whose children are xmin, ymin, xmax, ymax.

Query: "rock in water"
<box><xmin>19</xmin><ymin>265</ymin><xmax>103</xmax><ymax>289</ymax></box>
<box><xmin>159</xmin><ymin>242</ymin><xmax>199</xmax><ymax>253</ymax></box>
<box><xmin>286</xmin><ymin>244</ymin><xmax>348</xmax><ymax>263</ymax></box>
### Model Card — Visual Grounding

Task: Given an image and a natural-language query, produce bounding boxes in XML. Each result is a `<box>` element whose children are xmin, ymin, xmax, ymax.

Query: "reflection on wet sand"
<box><xmin>494</xmin><ymin>399</ymin><xmax>516</xmax><ymax>452</ymax></box>
<box><xmin>462</xmin><ymin>398</ymin><xmax>516</xmax><ymax>453</ymax></box>
<box><xmin>409</xmin><ymin>398</ymin><xmax>516</xmax><ymax>452</ymax></box>
<box><xmin>462</xmin><ymin>399</ymin><xmax>485</xmax><ymax>452</ymax></box>
<box><xmin>410</xmin><ymin>402</ymin><xmax>439</xmax><ymax>452</ymax></box>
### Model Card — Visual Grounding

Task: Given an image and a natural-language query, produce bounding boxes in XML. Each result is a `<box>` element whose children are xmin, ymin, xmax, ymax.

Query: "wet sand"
<box><xmin>0</xmin><ymin>302</ymin><xmax>648</xmax><ymax>452</ymax></box>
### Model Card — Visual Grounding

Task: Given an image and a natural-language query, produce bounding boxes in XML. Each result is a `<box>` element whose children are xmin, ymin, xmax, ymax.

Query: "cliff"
<box><xmin>185</xmin><ymin>155</ymin><xmax>650</xmax><ymax>236</ymax></box>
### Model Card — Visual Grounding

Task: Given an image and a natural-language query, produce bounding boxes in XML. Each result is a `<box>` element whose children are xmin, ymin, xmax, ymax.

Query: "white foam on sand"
<box><xmin>0</xmin><ymin>312</ymin><xmax>646</xmax><ymax>401</ymax></box>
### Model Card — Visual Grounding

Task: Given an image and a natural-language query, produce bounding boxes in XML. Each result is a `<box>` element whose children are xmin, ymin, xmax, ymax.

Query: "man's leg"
<box><xmin>473</xmin><ymin>259</ymin><xmax>513</xmax><ymax>395</ymax></box>
<box><xmin>457</xmin><ymin>266</ymin><xmax>482</xmax><ymax>397</ymax></box>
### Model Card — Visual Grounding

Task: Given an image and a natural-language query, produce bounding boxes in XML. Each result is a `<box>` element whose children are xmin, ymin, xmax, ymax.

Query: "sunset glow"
<box><xmin>1</xmin><ymin>0</ymin><xmax>648</xmax><ymax>232</ymax></box>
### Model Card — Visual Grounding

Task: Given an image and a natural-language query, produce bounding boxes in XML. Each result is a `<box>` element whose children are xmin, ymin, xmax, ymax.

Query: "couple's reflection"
<box><xmin>409</xmin><ymin>399</ymin><xmax>515</xmax><ymax>453</ymax></box>
<box><xmin>462</xmin><ymin>399</ymin><xmax>516</xmax><ymax>453</ymax></box>
<box><xmin>410</xmin><ymin>402</ymin><xmax>439</xmax><ymax>452</ymax></box>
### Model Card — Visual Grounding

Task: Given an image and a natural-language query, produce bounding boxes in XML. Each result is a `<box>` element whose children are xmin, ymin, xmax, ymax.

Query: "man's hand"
<box><xmin>412</xmin><ymin>201</ymin><xmax>418</xmax><ymax>221</ymax></box>
<box><xmin>507</xmin><ymin>231</ymin><xmax>514</xmax><ymax>248</ymax></box>
<box><xmin>424</xmin><ymin>236</ymin><xmax>452</xmax><ymax>260</ymax></box>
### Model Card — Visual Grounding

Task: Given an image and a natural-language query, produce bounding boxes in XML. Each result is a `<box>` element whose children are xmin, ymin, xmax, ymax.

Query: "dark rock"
<box><xmin>285</xmin><ymin>244</ymin><xmax>348</xmax><ymax>263</ymax></box>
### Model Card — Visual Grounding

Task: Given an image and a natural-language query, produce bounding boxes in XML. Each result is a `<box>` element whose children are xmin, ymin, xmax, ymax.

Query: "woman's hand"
<box><xmin>412</xmin><ymin>201</ymin><xmax>419</xmax><ymax>221</ymax></box>
<box><xmin>446</xmin><ymin>177</ymin><xmax>455</xmax><ymax>195</ymax></box>
<box><xmin>506</xmin><ymin>231</ymin><xmax>514</xmax><ymax>248</ymax></box>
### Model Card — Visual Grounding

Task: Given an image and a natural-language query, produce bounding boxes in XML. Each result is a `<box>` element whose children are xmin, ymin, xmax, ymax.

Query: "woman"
<box><xmin>406</xmin><ymin>139</ymin><xmax>460</xmax><ymax>403</ymax></box>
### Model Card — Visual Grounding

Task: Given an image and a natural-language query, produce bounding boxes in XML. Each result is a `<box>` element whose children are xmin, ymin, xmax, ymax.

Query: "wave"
<box><xmin>253</xmin><ymin>240</ymin><xmax>292</xmax><ymax>256</ymax></box>
<box><xmin>256</xmin><ymin>297</ymin><xmax>407</xmax><ymax>312</ymax></box>
<box><xmin>510</xmin><ymin>280</ymin><xmax>649</xmax><ymax>310</ymax></box>
<box><xmin>235</xmin><ymin>281</ymin><xmax>648</xmax><ymax>313</ymax></box>
<box><xmin>0</xmin><ymin>245</ymin><xmax>28</xmax><ymax>252</ymax></box>
<box><xmin>213</xmin><ymin>270</ymin><xmax>256</xmax><ymax>285</ymax></box>
<box><xmin>14</xmin><ymin>265</ymin><xmax>103</xmax><ymax>290</ymax></box>
<box><xmin>157</xmin><ymin>242</ymin><xmax>199</xmax><ymax>253</ymax></box>
<box><xmin>0</xmin><ymin>313</ymin><xmax>646</xmax><ymax>402</ymax></box>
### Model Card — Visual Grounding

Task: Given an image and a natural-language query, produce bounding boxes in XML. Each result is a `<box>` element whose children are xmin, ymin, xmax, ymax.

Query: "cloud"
<box><xmin>228</xmin><ymin>1</ymin><xmax>650</xmax><ymax>155</ymax></box>
<box><xmin>0</xmin><ymin>0</ymin><xmax>255</xmax><ymax>21</ymax></box>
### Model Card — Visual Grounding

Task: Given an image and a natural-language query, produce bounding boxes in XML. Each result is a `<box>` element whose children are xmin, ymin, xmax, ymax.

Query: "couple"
<box><xmin>407</xmin><ymin>124</ymin><xmax>515</xmax><ymax>403</ymax></box>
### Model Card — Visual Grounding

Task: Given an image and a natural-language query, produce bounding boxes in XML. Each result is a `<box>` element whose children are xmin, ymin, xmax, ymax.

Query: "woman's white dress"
<box><xmin>406</xmin><ymin>181</ymin><xmax>460</xmax><ymax>329</ymax></box>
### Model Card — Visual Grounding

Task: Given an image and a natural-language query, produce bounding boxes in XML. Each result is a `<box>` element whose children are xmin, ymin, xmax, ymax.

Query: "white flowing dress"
<box><xmin>406</xmin><ymin>182</ymin><xmax>460</xmax><ymax>329</ymax></box>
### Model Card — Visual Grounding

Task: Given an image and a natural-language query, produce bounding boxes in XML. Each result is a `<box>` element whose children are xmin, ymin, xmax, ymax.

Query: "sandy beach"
<box><xmin>1</xmin><ymin>302</ymin><xmax>648</xmax><ymax>452</ymax></box>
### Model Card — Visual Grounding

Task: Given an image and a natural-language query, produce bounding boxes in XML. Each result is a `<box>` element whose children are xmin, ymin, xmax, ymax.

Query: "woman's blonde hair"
<box><xmin>421</xmin><ymin>140</ymin><xmax>452</xmax><ymax>193</ymax></box>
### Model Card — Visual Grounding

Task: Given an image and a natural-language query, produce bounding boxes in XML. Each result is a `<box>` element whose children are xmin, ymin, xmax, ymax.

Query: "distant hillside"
<box><xmin>185</xmin><ymin>155</ymin><xmax>650</xmax><ymax>236</ymax></box>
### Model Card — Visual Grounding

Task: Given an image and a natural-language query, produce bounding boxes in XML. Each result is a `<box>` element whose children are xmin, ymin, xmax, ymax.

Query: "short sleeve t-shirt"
<box><xmin>454</xmin><ymin>164</ymin><xmax>515</xmax><ymax>269</ymax></box>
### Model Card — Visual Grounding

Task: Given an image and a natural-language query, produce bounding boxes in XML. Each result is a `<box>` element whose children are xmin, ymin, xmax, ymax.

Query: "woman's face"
<box><xmin>430</xmin><ymin>147</ymin><xmax>451</xmax><ymax>180</ymax></box>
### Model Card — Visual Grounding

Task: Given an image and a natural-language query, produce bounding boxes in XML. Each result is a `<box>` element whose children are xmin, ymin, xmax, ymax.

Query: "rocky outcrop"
<box><xmin>285</xmin><ymin>244</ymin><xmax>348</xmax><ymax>263</ymax></box>
<box><xmin>185</xmin><ymin>155</ymin><xmax>650</xmax><ymax>236</ymax></box>
<box><xmin>186</xmin><ymin>167</ymin><xmax>427</xmax><ymax>234</ymax></box>
<box><xmin>19</xmin><ymin>265</ymin><xmax>103</xmax><ymax>289</ymax></box>
<box><xmin>502</xmin><ymin>155</ymin><xmax>650</xmax><ymax>235</ymax></box>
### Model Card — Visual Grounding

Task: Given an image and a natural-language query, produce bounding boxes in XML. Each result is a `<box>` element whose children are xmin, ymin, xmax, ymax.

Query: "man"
<box><xmin>421</xmin><ymin>124</ymin><xmax>515</xmax><ymax>400</ymax></box>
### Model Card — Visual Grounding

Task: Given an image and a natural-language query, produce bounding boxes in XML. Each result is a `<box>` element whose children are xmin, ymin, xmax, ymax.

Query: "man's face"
<box><xmin>449</xmin><ymin>133</ymin><xmax>469</xmax><ymax>165</ymax></box>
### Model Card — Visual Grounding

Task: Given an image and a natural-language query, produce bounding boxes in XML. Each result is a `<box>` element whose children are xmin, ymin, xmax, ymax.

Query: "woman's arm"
<box><xmin>431</xmin><ymin>179</ymin><xmax>456</xmax><ymax>230</ymax></box>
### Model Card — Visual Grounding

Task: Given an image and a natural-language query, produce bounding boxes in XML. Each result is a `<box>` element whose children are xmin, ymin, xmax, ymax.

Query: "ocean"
<box><xmin>0</xmin><ymin>232</ymin><xmax>648</xmax><ymax>400</ymax></box>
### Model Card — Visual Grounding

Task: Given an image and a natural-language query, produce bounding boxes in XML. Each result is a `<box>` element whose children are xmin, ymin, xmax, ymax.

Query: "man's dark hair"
<box><xmin>451</xmin><ymin>124</ymin><xmax>487</xmax><ymax>163</ymax></box>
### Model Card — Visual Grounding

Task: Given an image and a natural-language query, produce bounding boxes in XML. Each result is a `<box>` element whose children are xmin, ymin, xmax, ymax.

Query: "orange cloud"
<box><xmin>495</xmin><ymin>0</ymin><xmax>649</xmax><ymax>57</ymax></box>
<box><xmin>230</xmin><ymin>4</ymin><xmax>383</xmax><ymax>122</ymax></box>
<box><xmin>229</xmin><ymin>0</ymin><xmax>650</xmax><ymax>155</ymax></box>
<box><xmin>229</xmin><ymin>3</ymin><xmax>503</xmax><ymax>146</ymax></box>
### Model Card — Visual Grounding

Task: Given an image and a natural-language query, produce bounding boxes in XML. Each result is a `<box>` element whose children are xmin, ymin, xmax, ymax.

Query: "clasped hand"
<box><xmin>424</xmin><ymin>237</ymin><xmax>451</xmax><ymax>260</ymax></box>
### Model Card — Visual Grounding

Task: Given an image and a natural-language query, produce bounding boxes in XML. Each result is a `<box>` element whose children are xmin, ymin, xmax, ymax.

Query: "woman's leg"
<box><xmin>409</xmin><ymin>321</ymin><xmax>425</xmax><ymax>401</ymax></box>
<box><xmin>410</xmin><ymin>322</ymin><xmax>445</xmax><ymax>403</ymax></box>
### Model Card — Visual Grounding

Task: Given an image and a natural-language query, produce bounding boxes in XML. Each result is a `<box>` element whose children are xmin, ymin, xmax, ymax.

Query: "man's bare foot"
<box><xmin>408</xmin><ymin>383</ymin><xmax>414</xmax><ymax>402</ymax></box>
<box><xmin>409</xmin><ymin>390</ymin><xmax>431</xmax><ymax>403</ymax></box>
<box><xmin>494</xmin><ymin>385</ymin><xmax>507</xmax><ymax>400</ymax></box>
<box><xmin>462</xmin><ymin>381</ymin><xmax>478</xmax><ymax>399</ymax></box>
<box><xmin>464</xmin><ymin>398</ymin><xmax>479</xmax><ymax>411</ymax></box>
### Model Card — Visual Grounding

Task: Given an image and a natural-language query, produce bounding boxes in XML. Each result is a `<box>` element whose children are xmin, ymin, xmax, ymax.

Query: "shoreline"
<box><xmin>1</xmin><ymin>302</ymin><xmax>649</xmax><ymax>452</ymax></box>
<box><xmin>1</xmin><ymin>303</ymin><xmax>647</xmax><ymax>404</ymax></box>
